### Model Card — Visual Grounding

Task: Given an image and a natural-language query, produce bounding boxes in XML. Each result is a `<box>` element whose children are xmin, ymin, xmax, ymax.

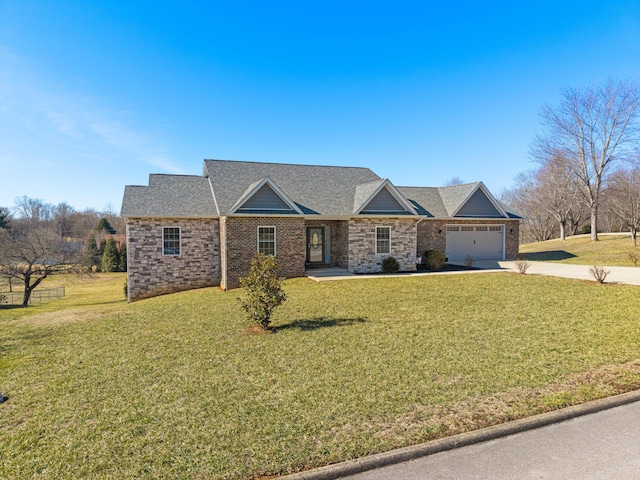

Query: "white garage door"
<box><xmin>445</xmin><ymin>225</ymin><xmax>504</xmax><ymax>261</ymax></box>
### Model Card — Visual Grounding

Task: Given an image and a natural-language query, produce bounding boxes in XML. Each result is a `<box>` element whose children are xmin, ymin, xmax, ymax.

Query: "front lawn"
<box><xmin>2</xmin><ymin>273</ymin><xmax>640</xmax><ymax>479</ymax></box>
<box><xmin>519</xmin><ymin>233</ymin><xmax>639</xmax><ymax>266</ymax></box>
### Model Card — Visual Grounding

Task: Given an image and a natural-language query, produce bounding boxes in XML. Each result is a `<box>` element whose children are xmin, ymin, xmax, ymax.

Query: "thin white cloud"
<box><xmin>0</xmin><ymin>46</ymin><xmax>184</xmax><ymax>174</ymax></box>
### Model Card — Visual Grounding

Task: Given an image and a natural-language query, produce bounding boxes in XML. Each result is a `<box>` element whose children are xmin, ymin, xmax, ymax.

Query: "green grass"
<box><xmin>2</xmin><ymin>273</ymin><xmax>640</xmax><ymax>479</ymax></box>
<box><xmin>519</xmin><ymin>233</ymin><xmax>639</xmax><ymax>266</ymax></box>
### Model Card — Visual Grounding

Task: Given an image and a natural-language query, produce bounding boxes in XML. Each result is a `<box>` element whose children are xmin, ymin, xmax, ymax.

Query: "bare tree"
<box><xmin>607</xmin><ymin>167</ymin><xmax>640</xmax><ymax>246</ymax></box>
<box><xmin>0</xmin><ymin>221</ymin><xmax>82</xmax><ymax>305</ymax></box>
<box><xmin>501</xmin><ymin>179</ymin><xmax>558</xmax><ymax>242</ymax></box>
<box><xmin>14</xmin><ymin>196</ymin><xmax>54</xmax><ymax>224</ymax></box>
<box><xmin>535</xmin><ymin>152</ymin><xmax>586</xmax><ymax>240</ymax></box>
<box><xmin>53</xmin><ymin>202</ymin><xmax>77</xmax><ymax>239</ymax></box>
<box><xmin>533</xmin><ymin>79</ymin><xmax>640</xmax><ymax>241</ymax></box>
<box><xmin>443</xmin><ymin>176</ymin><xmax>465</xmax><ymax>186</ymax></box>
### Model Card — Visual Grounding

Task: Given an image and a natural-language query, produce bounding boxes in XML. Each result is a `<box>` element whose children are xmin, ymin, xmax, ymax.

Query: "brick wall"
<box><xmin>347</xmin><ymin>218</ymin><xmax>417</xmax><ymax>273</ymax></box>
<box><xmin>126</xmin><ymin>218</ymin><xmax>220</xmax><ymax>301</ymax></box>
<box><xmin>222</xmin><ymin>216</ymin><xmax>306</xmax><ymax>289</ymax></box>
<box><xmin>418</xmin><ymin>219</ymin><xmax>520</xmax><ymax>259</ymax></box>
<box><xmin>505</xmin><ymin>220</ymin><xmax>520</xmax><ymax>259</ymax></box>
<box><xmin>304</xmin><ymin>220</ymin><xmax>349</xmax><ymax>267</ymax></box>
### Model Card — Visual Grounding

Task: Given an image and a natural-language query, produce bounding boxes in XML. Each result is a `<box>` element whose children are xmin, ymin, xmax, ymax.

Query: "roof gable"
<box><xmin>354</xmin><ymin>179</ymin><xmax>417</xmax><ymax>215</ymax></box>
<box><xmin>438</xmin><ymin>183</ymin><xmax>479</xmax><ymax>217</ymax></box>
<box><xmin>451</xmin><ymin>183</ymin><xmax>507</xmax><ymax>218</ymax></box>
<box><xmin>205</xmin><ymin>159</ymin><xmax>382</xmax><ymax>216</ymax></box>
<box><xmin>230</xmin><ymin>177</ymin><xmax>302</xmax><ymax>214</ymax></box>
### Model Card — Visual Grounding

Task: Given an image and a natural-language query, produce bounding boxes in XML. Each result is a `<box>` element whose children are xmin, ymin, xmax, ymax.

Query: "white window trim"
<box><xmin>375</xmin><ymin>226</ymin><xmax>391</xmax><ymax>255</ymax></box>
<box><xmin>162</xmin><ymin>226</ymin><xmax>181</xmax><ymax>256</ymax></box>
<box><xmin>257</xmin><ymin>226</ymin><xmax>277</xmax><ymax>256</ymax></box>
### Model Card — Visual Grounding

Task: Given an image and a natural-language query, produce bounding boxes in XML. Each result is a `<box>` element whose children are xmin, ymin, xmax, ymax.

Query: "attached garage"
<box><xmin>445</xmin><ymin>224</ymin><xmax>505</xmax><ymax>261</ymax></box>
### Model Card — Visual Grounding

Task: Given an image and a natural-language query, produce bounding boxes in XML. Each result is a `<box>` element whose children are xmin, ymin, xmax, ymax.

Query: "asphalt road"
<box><xmin>344</xmin><ymin>400</ymin><xmax>640</xmax><ymax>480</ymax></box>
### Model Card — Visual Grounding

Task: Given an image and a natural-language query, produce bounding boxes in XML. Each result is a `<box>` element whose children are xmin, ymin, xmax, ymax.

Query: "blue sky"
<box><xmin>1</xmin><ymin>1</ymin><xmax>639</xmax><ymax>213</ymax></box>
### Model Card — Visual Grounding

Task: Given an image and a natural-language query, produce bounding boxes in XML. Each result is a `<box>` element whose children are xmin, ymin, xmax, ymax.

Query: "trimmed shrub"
<box><xmin>425</xmin><ymin>250</ymin><xmax>446</xmax><ymax>270</ymax></box>
<box><xmin>381</xmin><ymin>256</ymin><xmax>400</xmax><ymax>273</ymax></box>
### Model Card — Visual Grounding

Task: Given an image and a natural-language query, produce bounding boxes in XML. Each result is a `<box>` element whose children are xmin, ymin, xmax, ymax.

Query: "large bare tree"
<box><xmin>607</xmin><ymin>166</ymin><xmax>640</xmax><ymax>246</ymax></box>
<box><xmin>534</xmin><ymin>152</ymin><xmax>586</xmax><ymax>240</ymax></box>
<box><xmin>500</xmin><ymin>179</ymin><xmax>558</xmax><ymax>243</ymax></box>
<box><xmin>0</xmin><ymin>222</ymin><xmax>81</xmax><ymax>305</ymax></box>
<box><xmin>533</xmin><ymin>79</ymin><xmax>640</xmax><ymax>240</ymax></box>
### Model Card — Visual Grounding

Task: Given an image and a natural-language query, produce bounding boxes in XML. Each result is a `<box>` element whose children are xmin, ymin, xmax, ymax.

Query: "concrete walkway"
<box><xmin>306</xmin><ymin>262</ymin><xmax>640</xmax><ymax>286</ymax></box>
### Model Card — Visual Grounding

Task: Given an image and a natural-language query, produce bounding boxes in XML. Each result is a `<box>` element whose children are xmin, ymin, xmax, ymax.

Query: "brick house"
<box><xmin>121</xmin><ymin>159</ymin><xmax>520</xmax><ymax>301</ymax></box>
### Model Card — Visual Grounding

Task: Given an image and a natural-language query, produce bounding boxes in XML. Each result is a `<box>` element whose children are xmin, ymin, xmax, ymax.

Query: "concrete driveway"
<box><xmin>469</xmin><ymin>260</ymin><xmax>640</xmax><ymax>286</ymax></box>
<box><xmin>307</xmin><ymin>262</ymin><xmax>640</xmax><ymax>286</ymax></box>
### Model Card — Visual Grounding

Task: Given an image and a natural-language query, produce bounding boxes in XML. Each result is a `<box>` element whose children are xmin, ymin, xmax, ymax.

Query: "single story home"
<box><xmin>121</xmin><ymin>159</ymin><xmax>520</xmax><ymax>301</ymax></box>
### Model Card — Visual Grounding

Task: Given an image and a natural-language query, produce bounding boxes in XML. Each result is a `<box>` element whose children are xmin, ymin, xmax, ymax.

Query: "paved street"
<box><xmin>345</xmin><ymin>400</ymin><xmax>640</xmax><ymax>480</ymax></box>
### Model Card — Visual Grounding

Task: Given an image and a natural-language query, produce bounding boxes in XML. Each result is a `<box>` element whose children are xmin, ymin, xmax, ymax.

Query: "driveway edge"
<box><xmin>279</xmin><ymin>389</ymin><xmax>640</xmax><ymax>479</ymax></box>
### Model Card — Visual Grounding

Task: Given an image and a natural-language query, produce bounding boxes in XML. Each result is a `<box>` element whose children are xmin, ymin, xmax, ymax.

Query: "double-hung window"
<box><xmin>163</xmin><ymin>227</ymin><xmax>181</xmax><ymax>256</ymax></box>
<box><xmin>257</xmin><ymin>226</ymin><xmax>276</xmax><ymax>256</ymax></box>
<box><xmin>376</xmin><ymin>226</ymin><xmax>391</xmax><ymax>254</ymax></box>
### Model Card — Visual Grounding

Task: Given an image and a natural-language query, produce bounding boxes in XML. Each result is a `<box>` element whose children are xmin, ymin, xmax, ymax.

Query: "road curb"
<box><xmin>279</xmin><ymin>389</ymin><xmax>640</xmax><ymax>479</ymax></box>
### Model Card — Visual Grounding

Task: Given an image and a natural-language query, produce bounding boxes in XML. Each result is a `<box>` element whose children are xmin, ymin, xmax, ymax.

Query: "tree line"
<box><xmin>501</xmin><ymin>78</ymin><xmax>640</xmax><ymax>246</ymax></box>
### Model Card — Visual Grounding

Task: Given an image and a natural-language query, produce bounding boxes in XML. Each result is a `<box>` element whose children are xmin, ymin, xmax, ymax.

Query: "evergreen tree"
<box><xmin>0</xmin><ymin>207</ymin><xmax>9</xmax><ymax>229</ymax></box>
<box><xmin>95</xmin><ymin>239</ymin><xmax>107</xmax><ymax>272</ymax></box>
<box><xmin>83</xmin><ymin>233</ymin><xmax>100</xmax><ymax>270</ymax></box>
<box><xmin>118</xmin><ymin>243</ymin><xmax>127</xmax><ymax>272</ymax></box>
<box><xmin>95</xmin><ymin>218</ymin><xmax>115</xmax><ymax>234</ymax></box>
<box><xmin>101</xmin><ymin>238</ymin><xmax>120</xmax><ymax>273</ymax></box>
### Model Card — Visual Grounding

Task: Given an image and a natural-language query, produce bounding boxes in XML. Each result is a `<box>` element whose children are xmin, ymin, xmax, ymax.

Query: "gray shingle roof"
<box><xmin>121</xmin><ymin>160</ymin><xmax>517</xmax><ymax>220</ymax></box>
<box><xmin>398</xmin><ymin>182</ymin><xmax>508</xmax><ymax>218</ymax></box>
<box><xmin>204</xmin><ymin>159</ymin><xmax>382</xmax><ymax>216</ymax></box>
<box><xmin>120</xmin><ymin>174</ymin><xmax>217</xmax><ymax>217</ymax></box>
<box><xmin>438</xmin><ymin>183</ymin><xmax>480</xmax><ymax>216</ymax></box>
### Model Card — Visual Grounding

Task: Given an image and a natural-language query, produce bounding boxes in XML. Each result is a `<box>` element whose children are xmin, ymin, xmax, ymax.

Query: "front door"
<box><xmin>306</xmin><ymin>227</ymin><xmax>325</xmax><ymax>265</ymax></box>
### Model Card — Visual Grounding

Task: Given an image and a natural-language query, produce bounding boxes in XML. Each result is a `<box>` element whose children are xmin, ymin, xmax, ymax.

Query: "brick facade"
<box><xmin>304</xmin><ymin>220</ymin><xmax>349</xmax><ymax>267</ymax></box>
<box><xmin>126</xmin><ymin>218</ymin><xmax>220</xmax><ymax>301</ymax></box>
<box><xmin>347</xmin><ymin>218</ymin><xmax>418</xmax><ymax>273</ymax></box>
<box><xmin>126</xmin><ymin>216</ymin><xmax>520</xmax><ymax>300</ymax></box>
<box><xmin>221</xmin><ymin>216</ymin><xmax>306</xmax><ymax>289</ymax></box>
<box><xmin>417</xmin><ymin>219</ymin><xmax>520</xmax><ymax>259</ymax></box>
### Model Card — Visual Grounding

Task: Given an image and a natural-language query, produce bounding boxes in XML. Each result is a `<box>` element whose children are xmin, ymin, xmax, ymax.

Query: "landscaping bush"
<box><xmin>514</xmin><ymin>258</ymin><xmax>530</xmax><ymax>274</ymax></box>
<box><xmin>381</xmin><ymin>256</ymin><xmax>400</xmax><ymax>273</ymax></box>
<box><xmin>589</xmin><ymin>265</ymin><xmax>610</xmax><ymax>284</ymax></box>
<box><xmin>464</xmin><ymin>254</ymin><xmax>475</xmax><ymax>269</ymax></box>
<box><xmin>424</xmin><ymin>250</ymin><xmax>446</xmax><ymax>270</ymax></box>
<box><xmin>238</xmin><ymin>253</ymin><xmax>287</xmax><ymax>330</ymax></box>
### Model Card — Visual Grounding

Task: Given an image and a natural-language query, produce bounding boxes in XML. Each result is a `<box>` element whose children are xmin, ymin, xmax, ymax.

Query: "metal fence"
<box><xmin>0</xmin><ymin>286</ymin><xmax>65</xmax><ymax>305</ymax></box>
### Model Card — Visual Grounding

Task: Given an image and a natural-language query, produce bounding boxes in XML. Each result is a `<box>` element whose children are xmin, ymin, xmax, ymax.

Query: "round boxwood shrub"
<box><xmin>381</xmin><ymin>256</ymin><xmax>400</xmax><ymax>273</ymax></box>
<box><xmin>424</xmin><ymin>250</ymin><xmax>446</xmax><ymax>270</ymax></box>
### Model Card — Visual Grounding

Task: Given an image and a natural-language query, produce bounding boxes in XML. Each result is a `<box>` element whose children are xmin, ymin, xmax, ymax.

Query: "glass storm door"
<box><xmin>307</xmin><ymin>227</ymin><xmax>325</xmax><ymax>264</ymax></box>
